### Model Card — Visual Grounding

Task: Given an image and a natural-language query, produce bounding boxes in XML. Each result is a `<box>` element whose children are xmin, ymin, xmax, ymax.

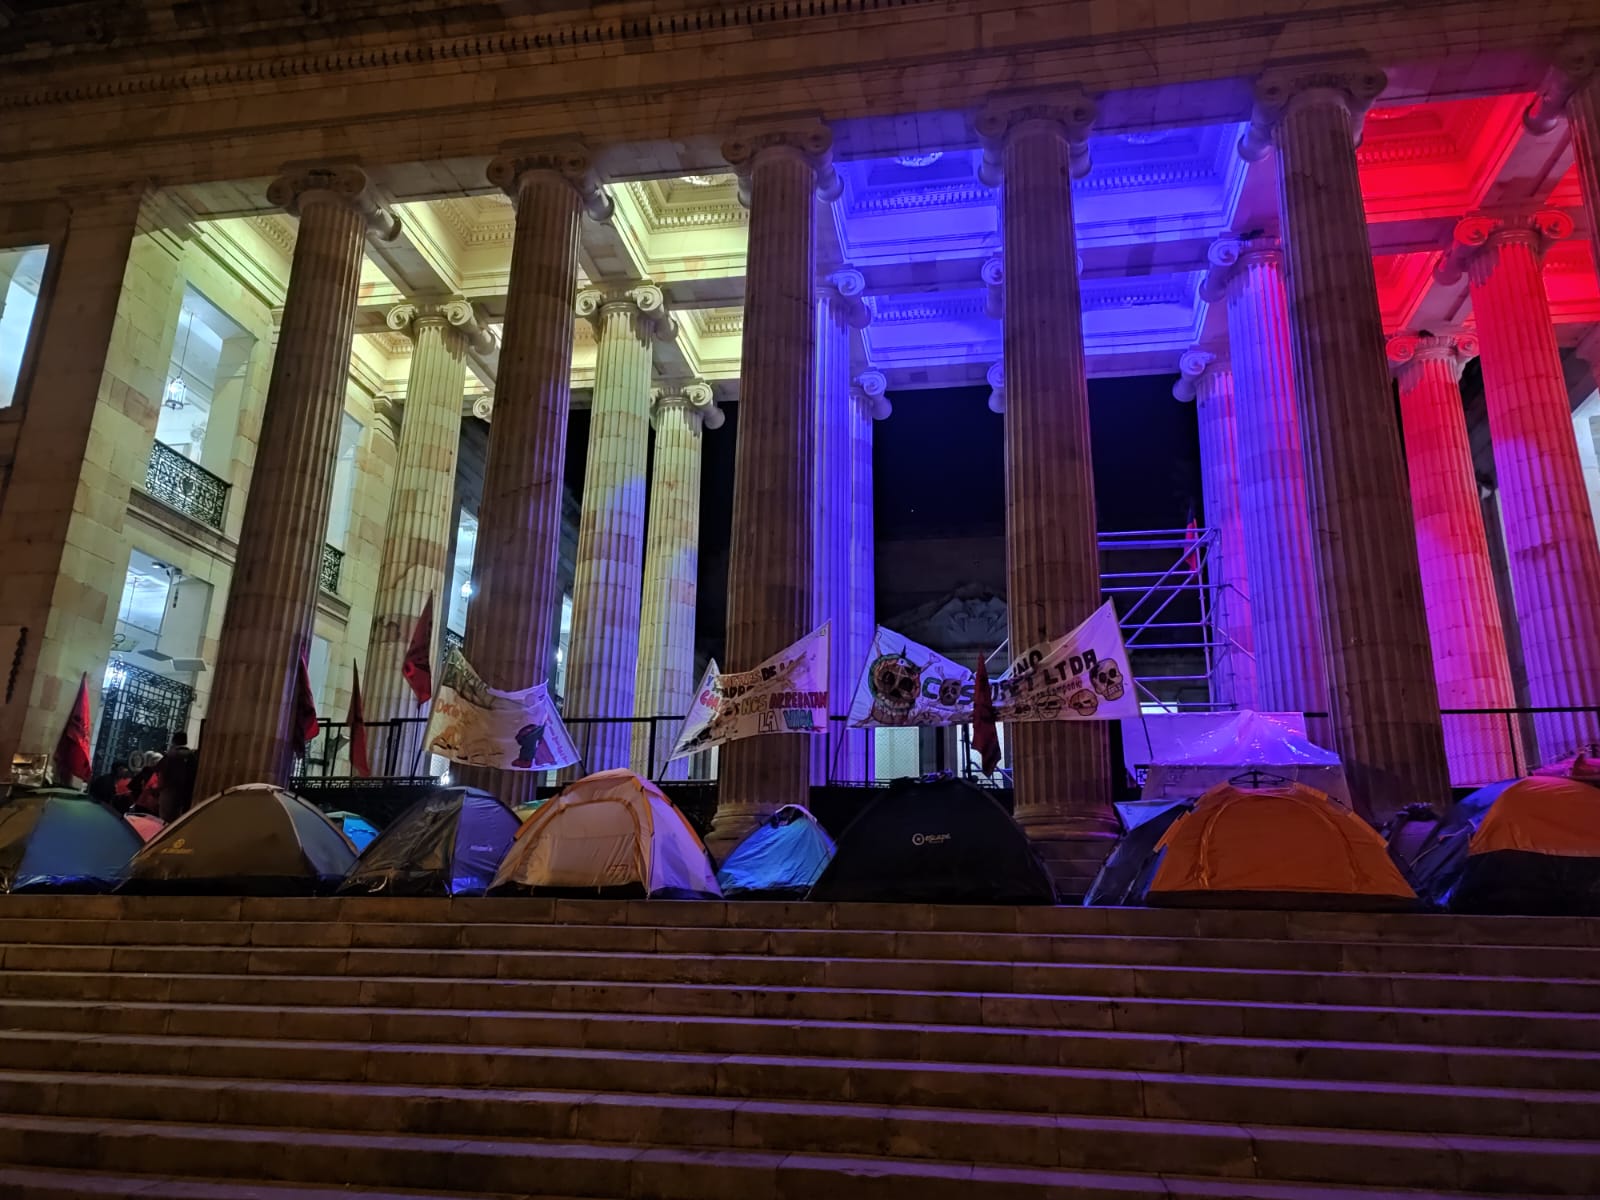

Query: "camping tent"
<box><xmin>1533</xmin><ymin>748</ymin><xmax>1600</xmax><ymax>787</ymax></box>
<box><xmin>1410</xmin><ymin>776</ymin><xmax>1600</xmax><ymax>915</ymax></box>
<box><xmin>341</xmin><ymin>787</ymin><xmax>519</xmax><ymax>896</ymax></box>
<box><xmin>0</xmin><ymin>788</ymin><xmax>143</xmax><ymax>892</ymax></box>
<box><xmin>1144</xmin><ymin>782</ymin><xmax>1416</xmax><ymax>910</ymax></box>
<box><xmin>1141</xmin><ymin>711</ymin><xmax>1351</xmax><ymax>809</ymax></box>
<box><xmin>123</xmin><ymin>783</ymin><xmax>357</xmax><ymax>895</ymax></box>
<box><xmin>1083</xmin><ymin>799</ymin><xmax>1191</xmax><ymax>907</ymax></box>
<box><xmin>809</xmin><ymin>777</ymin><xmax>1055</xmax><ymax>904</ymax></box>
<box><xmin>124</xmin><ymin>811</ymin><xmax>165</xmax><ymax>843</ymax></box>
<box><xmin>324</xmin><ymin>810</ymin><xmax>380</xmax><ymax>851</ymax></box>
<box><xmin>491</xmin><ymin>769</ymin><xmax>719</xmax><ymax>899</ymax></box>
<box><xmin>716</xmin><ymin>805</ymin><xmax>835</xmax><ymax>898</ymax></box>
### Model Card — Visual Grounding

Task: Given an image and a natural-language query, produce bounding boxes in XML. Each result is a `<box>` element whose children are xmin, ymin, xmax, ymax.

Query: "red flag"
<box><xmin>1182</xmin><ymin>502</ymin><xmax>1201</xmax><ymax>573</ymax></box>
<box><xmin>294</xmin><ymin>651</ymin><xmax>320</xmax><ymax>753</ymax></box>
<box><xmin>972</xmin><ymin>652</ymin><xmax>1002</xmax><ymax>776</ymax></box>
<box><xmin>54</xmin><ymin>673</ymin><xmax>93</xmax><ymax>786</ymax></box>
<box><xmin>347</xmin><ymin>664</ymin><xmax>371</xmax><ymax>778</ymax></box>
<box><xmin>401</xmin><ymin>595</ymin><xmax>434</xmax><ymax>705</ymax></box>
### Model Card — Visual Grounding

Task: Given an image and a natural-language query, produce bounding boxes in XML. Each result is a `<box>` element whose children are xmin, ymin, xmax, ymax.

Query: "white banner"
<box><xmin>670</xmin><ymin>624</ymin><xmax>830</xmax><ymax>760</ymax></box>
<box><xmin>993</xmin><ymin>601</ymin><xmax>1141</xmax><ymax>722</ymax></box>
<box><xmin>424</xmin><ymin>649</ymin><xmax>580</xmax><ymax>771</ymax></box>
<box><xmin>847</xmin><ymin>626</ymin><xmax>978</xmax><ymax>727</ymax></box>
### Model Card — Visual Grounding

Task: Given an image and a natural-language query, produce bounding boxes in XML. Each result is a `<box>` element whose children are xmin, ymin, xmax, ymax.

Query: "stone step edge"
<box><xmin>0</xmin><ymin>1112</ymin><xmax>1580</xmax><ymax>1200</ymax></box>
<box><xmin>4</xmin><ymin>996</ymin><xmax>1597</xmax><ymax>1072</ymax></box>
<box><xmin>0</xmin><ymin>1165</ymin><xmax>535</xmax><ymax>1200</ymax></box>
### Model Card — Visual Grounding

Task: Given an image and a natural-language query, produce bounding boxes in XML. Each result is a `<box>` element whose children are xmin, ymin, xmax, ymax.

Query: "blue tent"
<box><xmin>717</xmin><ymin>805</ymin><xmax>835</xmax><ymax>899</ymax></box>
<box><xmin>0</xmin><ymin>788</ymin><xmax>143</xmax><ymax>892</ymax></box>
<box><xmin>340</xmin><ymin>787</ymin><xmax>519</xmax><ymax>897</ymax></box>
<box><xmin>324</xmin><ymin>810</ymin><xmax>380</xmax><ymax>851</ymax></box>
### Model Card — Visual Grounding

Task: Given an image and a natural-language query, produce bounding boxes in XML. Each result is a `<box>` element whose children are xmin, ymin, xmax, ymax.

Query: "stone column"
<box><xmin>811</xmin><ymin>268</ymin><xmax>870</xmax><ymax>783</ymax></box>
<box><xmin>632</xmin><ymin>381</ymin><xmax>723</xmax><ymax>779</ymax></box>
<box><xmin>195</xmin><ymin>167</ymin><xmax>399</xmax><ymax>797</ymax></box>
<box><xmin>1201</xmin><ymin>238</ymin><xmax>1327</xmax><ymax>724</ymax></box>
<box><xmin>707</xmin><ymin>121</ymin><xmax>836</xmax><ymax>856</ymax></box>
<box><xmin>1440</xmin><ymin>211</ymin><xmax>1600</xmax><ymax>761</ymax></box>
<box><xmin>1241</xmin><ymin>66</ymin><xmax>1451</xmax><ymax>822</ymax></box>
<box><xmin>977</xmin><ymin>90</ymin><xmax>1115</xmax><ymax>891</ymax></box>
<box><xmin>1174</xmin><ymin>351</ymin><xmax>1257</xmax><ymax>711</ymax></box>
<box><xmin>458</xmin><ymin>145</ymin><xmax>610</xmax><ymax>806</ymax></box>
<box><xmin>564</xmin><ymin>283</ymin><xmax>672</xmax><ymax>773</ymax></box>
<box><xmin>365</xmin><ymin>300</ymin><xmax>490</xmax><ymax>734</ymax></box>
<box><xmin>1386</xmin><ymin>332</ymin><xmax>1520</xmax><ymax>784</ymax></box>
<box><xmin>848</xmin><ymin>370</ymin><xmax>889</xmax><ymax>781</ymax></box>
<box><xmin>1526</xmin><ymin>38</ymin><xmax>1600</xmax><ymax>293</ymax></box>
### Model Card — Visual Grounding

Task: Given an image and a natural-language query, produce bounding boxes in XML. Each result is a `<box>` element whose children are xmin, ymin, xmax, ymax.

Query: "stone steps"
<box><xmin>0</xmin><ymin>897</ymin><xmax>1596</xmax><ymax>1199</ymax></box>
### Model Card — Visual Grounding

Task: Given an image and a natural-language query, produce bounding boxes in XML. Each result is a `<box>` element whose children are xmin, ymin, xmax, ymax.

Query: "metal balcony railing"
<box><xmin>319</xmin><ymin>543</ymin><xmax>344</xmax><ymax>595</ymax></box>
<box><xmin>144</xmin><ymin>440</ymin><xmax>229</xmax><ymax>531</ymax></box>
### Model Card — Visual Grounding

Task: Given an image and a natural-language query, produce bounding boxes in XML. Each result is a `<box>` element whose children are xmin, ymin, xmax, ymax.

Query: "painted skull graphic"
<box><xmin>936</xmin><ymin>677</ymin><xmax>963</xmax><ymax>707</ymax></box>
<box><xmin>1091</xmin><ymin>659</ymin><xmax>1125</xmax><ymax>701</ymax></box>
<box><xmin>868</xmin><ymin>652</ymin><xmax>923</xmax><ymax>723</ymax></box>
<box><xmin>1068</xmin><ymin>688</ymin><xmax>1100</xmax><ymax>717</ymax></box>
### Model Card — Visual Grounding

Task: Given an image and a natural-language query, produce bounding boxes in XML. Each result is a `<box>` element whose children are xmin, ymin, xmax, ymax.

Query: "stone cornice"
<box><xmin>625</xmin><ymin>180</ymin><xmax>747</xmax><ymax>233</ymax></box>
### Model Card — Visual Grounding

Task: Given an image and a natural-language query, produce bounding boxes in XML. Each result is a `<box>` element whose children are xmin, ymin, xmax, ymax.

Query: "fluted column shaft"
<box><xmin>709</xmin><ymin>125</ymin><xmax>831</xmax><ymax>853</ymax></box>
<box><xmin>1387</xmin><ymin>333</ymin><xmax>1519</xmax><ymax>784</ymax></box>
<box><xmin>458</xmin><ymin>149</ymin><xmax>599</xmax><ymax>805</ymax></box>
<box><xmin>365</xmin><ymin>308</ymin><xmax>473</xmax><ymax>726</ymax></box>
<box><xmin>1187</xmin><ymin>361</ymin><xmax>1257</xmax><ymax>710</ymax></box>
<box><xmin>1562</xmin><ymin>63</ymin><xmax>1600</xmax><ymax>295</ymax></box>
<box><xmin>1207</xmin><ymin>245</ymin><xmax>1327</xmax><ymax>719</ymax></box>
<box><xmin>980</xmin><ymin>93</ymin><xmax>1114</xmax><ymax>888</ymax></box>
<box><xmin>197</xmin><ymin>167</ymin><xmax>390</xmax><ymax>797</ymax></box>
<box><xmin>846</xmin><ymin>377</ymin><xmax>883</xmax><ymax>782</ymax></box>
<box><xmin>565</xmin><ymin>286</ymin><xmax>665</xmax><ymax>772</ymax></box>
<box><xmin>632</xmin><ymin>384</ymin><xmax>720</xmax><ymax>779</ymax></box>
<box><xmin>1252</xmin><ymin>70</ymin><xmax>1451</xmax><ymax>821</ymax></box>
<box><xmin>1459</xmin><ymin>215</ymin><xmax>1600</xmax><ymax>759</ymax></box>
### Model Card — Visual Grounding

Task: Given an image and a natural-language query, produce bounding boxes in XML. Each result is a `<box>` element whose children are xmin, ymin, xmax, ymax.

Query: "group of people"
<box><xmin>88</xmin><ymin>731</ymin><xmax>199</xmax><ymax>824</ymax></box>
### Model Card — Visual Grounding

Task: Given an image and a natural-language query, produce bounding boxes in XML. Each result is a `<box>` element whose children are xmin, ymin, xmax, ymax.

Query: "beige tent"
<box><xmin>491</xmin><ymin>769</ymin><xmax>720</xmax><ymax>899</ymax></box>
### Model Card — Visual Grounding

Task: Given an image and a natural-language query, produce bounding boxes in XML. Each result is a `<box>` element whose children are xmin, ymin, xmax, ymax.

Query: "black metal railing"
<box><xmin>319</xmin><ymin>543</ymin><xmax>344</xmax><ymax>595</ymax></box>
<box><xmin>144</xmin><ymin>440</ymin><xmax>230</xmax><ymax>531</ymax></box>
<box><xmin>294</xmin><ymin>716</ymin><xmax>432</xmax><ymax>781</ymax></box>
<box><xmin>93</xmin><ymin>658</ymin><xmax>197</xmax><ymax>777</ymax></box>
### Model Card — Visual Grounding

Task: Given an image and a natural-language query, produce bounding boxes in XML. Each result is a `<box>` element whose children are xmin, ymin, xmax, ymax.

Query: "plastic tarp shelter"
<box><xmin>716</xmin><ymin>805</ymin><xmax>835</xmax><ymax>898</ymax></box>
<box><xmin>1411</xmin><ymin>776</ymin><xmax>1600</xmax><ymax>915</ymax></box>
<box><xmin>325</xmin><ymin>810</ymin><xmax>380</xmax><ymax>852</ymax></box>
<box><xmin>1139</xmin><ymin>711</ymin><xmax>1351</xmax><ymax>809</ymax></box>
<box><xmin>123</xmin><ymin>783</ymin><xmax>357</xmax><ymax>895</ymax></box>
<box><xmin>341</xmin><ymin>787</ymin><xmax>519</xmax><ymax>897</ymax></box>
<box><xmin>809</xmin><ymin>777</ymin><xmax>1056</xmax><ymax>905</ymax></box>
<box><xmin>1083</xmin><ymin>799</ymin><xmax>1191</xmax><ymax>907</ymax></box>
<box><xmin>1145</xmin><ymin>782</ymin><xmax>1417</xmax><ymax>910</ymax></box>
<box><xmin>0</xmin><ymin>788</ymin><xmax>143</xmax><ymax>892</ymax></box>
<box><xmin>1533</xmin><ymin>749</ymin><xmax>1600</xmax><ymax>787</ymax></box>
<box><xmin>491</xmin><ymin>768</ymin><xmax>720</xmax><ymax>899</ymax></box>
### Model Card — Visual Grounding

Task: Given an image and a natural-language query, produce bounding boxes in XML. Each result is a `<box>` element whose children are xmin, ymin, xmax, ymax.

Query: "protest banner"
<box><xmin>993</xmin><ymin>601</ymin><xmax>1141</xmax><ymax>722</ymax></box>
<box><xmin>846</xmin><ymin>626</ymin><xmax>977</xmax><ymax>727</ymax></box>
<box><xmin>669</xmin><ymin>624</ymin><xmax>830</xmax><ymax>759</ymax></box>
<box><xmin>424</xmin><ymin>649</ymin><xmax>580</xmax><ymax>771</ymax></box>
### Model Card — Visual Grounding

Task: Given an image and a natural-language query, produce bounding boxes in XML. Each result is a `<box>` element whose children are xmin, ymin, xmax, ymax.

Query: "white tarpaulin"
<box><xmin>669</xmin><ymin>624</ymin><xmax>830</xmax><ymax>760</ymax></box>
<box><xmin>993</xmin><ymin>601</ymin><xmax>1142</xmax><ymax>722</ymax></box>
<box><xmin>424</xmin><ymin>649</ymin><xmax>580</xmax><ymax>772</ymax></box>
<box><xmin>1138</xmin><ymin>709</ymin><xmax>1350</xmax><ymax>808</ymax></box>
<box><xmin>847</xmin><ymin>626</ymin><xmax>976</xmax><ymax>727</ymax></box>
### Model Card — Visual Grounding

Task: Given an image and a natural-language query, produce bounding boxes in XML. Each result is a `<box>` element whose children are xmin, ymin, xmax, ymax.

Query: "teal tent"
<box><xmin>716</xmin><ymin>805</ymin><xmax>835</xmax><ymax>898</ymax></box>
<box><xmin>0</xmin><ymin>788</ymin><xmax>143</xmax><ymax>892</ymax></box>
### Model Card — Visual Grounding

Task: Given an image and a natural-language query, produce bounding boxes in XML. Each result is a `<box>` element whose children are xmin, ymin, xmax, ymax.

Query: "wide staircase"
<box><xmin>0</xmin><ymin>897</ymin><xmax>1597</xmax><ymax>1199</ymax></box>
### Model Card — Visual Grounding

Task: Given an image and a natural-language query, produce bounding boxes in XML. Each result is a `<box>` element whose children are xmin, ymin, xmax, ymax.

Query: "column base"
<box><xmin>703</xmin><ymin>805</ymin><xmax>771</xmax><ymax>865</ymax></box>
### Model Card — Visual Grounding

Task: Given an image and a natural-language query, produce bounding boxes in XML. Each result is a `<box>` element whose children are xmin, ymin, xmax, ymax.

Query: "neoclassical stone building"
<box><xmin>2</xmin><ymin>1</ymin><xmax>1600</xmax><ymax>887</ymax></box>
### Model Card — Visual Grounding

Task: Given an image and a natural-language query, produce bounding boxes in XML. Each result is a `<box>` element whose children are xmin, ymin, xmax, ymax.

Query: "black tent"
<box><xmin>1083</xmin><ymin>800</ymin><xmax>1191</xmax><ymax>907</ymax></box>
<box><xmin>809</xmin><ymin>777</ymin><xmax>1055</xmax><ymax>904</ymax></box>
<box><xmin>123</xmin><ymin>783</ymin><xmax>356</xmax><ymax>895</ymax></box>
<box><xmin>0</xmin><ymin>788</ymin><xmax>143</xmax><ymax>892</ymax></box>
<box><xmin>340</xmin><ymin>786</ymin><xmax>519</xmax><ymax>897</ymax></box>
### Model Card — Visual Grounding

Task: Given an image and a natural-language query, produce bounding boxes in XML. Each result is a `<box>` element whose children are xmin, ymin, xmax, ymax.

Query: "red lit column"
<box><xmin>1241</xmin><ymin>66</ymin><xmax>1451</xmax><ymax>822</ymax></box>
<box><xmin>1386</xmin><ymin>333</ymin><xmax>1520</xmax><ymax>784</ymax></box>
<box><xmin>978</xmin><ymin>90</ymin><xmax>1116</xmax><ymax>892</ymax></box>
<box><xmin>1442</xmin><ymin>212</ymin><xmax>1600</xmax><ymax>761</ymax></box>
<box><xmin>458</xmin><ymin>145</ymin><xmax>610</xmax><ymax>806</ymax></box>
<box><xmin>1174</xmin><ymin>351</ymin><xmax>1257</xmax><ymax>711</ymax></box>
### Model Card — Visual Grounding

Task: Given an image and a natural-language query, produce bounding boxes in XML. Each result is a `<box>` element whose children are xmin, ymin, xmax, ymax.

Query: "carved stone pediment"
<box><xmin>886</xmin><ymin>584</ymin><xmax>1008</xmax><ymax>655</ymax></box>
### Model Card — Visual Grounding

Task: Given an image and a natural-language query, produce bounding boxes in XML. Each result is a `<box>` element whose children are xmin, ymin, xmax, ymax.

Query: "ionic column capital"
<box><xmin>651</xmin><ymin>379</ymin><xmax>723</xmax><ymax>430</ymax></box>
<box><xmin>721</xmin><ymin>119</ymin><xmax>839</xmax><ymax>203</ymax></box>
<box><xmin>982</xmin><ymin>254</ymin><xmax>1004</xmax><ymax>318</ymax></box>
<box><xmin>975</xmin><ymin>89</ymin><xmax>1098</xmax><ymax>184</ymax></box>
<box><xmin>575</xmin><ymin>282</ymin><xmax>674</xmax><ymax>340</ymax></box>
<box><xmin>819</xmin><ymin>267</ymin><xmax>871</xmax><ymax>329</ymax></box>
<box><xmin>1239</xmin><ymin>63</ymin><xmax>1388</xmax><ymax>162</ymax></box>
<box><xmin>266</xmin><ymin>164</ymin><xmax>400</xmax><ymax>241</ymax></box>
<box><xmin>1436</xmin><ymin>210</ymin><xmax>1576</xmax><ymax>282</ymax></box>
<box><xmin>1200</xmin><ymin>235</ymin><xmax>1283</xmax><ymax>302</ymax></box>
<box><xmin>853</xmin><ymin>370</ymin><xmax>891</xmax><ymax>420</ymax></box>
<box><xmin>986</xmin><ymin>361</ymin><xmax>1006</xmax><ymax>414</ymax></box>
<box><xmin>385</xmin><ymin>297</ymin><xmax>496</xmax><ymax>354</ymax></box>
<box><xmin>1172</xmin><ymin>347</ymin><xmax>1230</xmax><ymax>402</ymax></box>
<box><xmin>1386</xmin><ymin>331</ymin><xmax>1480</xmax><ymax>384</ymax></box>
<box><xmin>487</xmin><ymin>142</ymin><xmax>613</xmax><ymax>222</ymax></box>
<box><xmin>1524</xmin><ymin>36</ymin><xmax>1600</xmax><ymax>133</ymax></box>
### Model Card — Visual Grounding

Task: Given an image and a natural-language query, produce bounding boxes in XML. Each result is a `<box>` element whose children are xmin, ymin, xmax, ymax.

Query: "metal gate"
<box><xmin>93</xmin><ymin>658</ymin><xmax>195</xmax><ymax>775</ymax></box>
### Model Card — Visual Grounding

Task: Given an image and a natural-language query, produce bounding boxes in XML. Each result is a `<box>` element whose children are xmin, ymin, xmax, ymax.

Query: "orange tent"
<box><xmin>1146</xmin><ymin>782</ymin><xmax>1416</xmax><ymax>910</ymax></box>
<box><xmin>1471</xmin><ymin>775</ymin><xmax>1600</xmax><ymax>858</ymax></box>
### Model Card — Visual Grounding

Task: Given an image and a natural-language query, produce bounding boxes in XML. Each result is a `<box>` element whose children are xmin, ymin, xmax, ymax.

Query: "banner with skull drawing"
<box><xmin>668</xmin><ymin>624</ymin><xmax>831</xmax><ymax>760</ymax></box>
<box><xmin>992</xmin><ymin>601</ymin><xmax>1141</xmax><ymax>722</ymax></box>
<box><xmin>847</xmin><ymin>627</ymin><xmax>978</xmax><ymax>727</ymax></box>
